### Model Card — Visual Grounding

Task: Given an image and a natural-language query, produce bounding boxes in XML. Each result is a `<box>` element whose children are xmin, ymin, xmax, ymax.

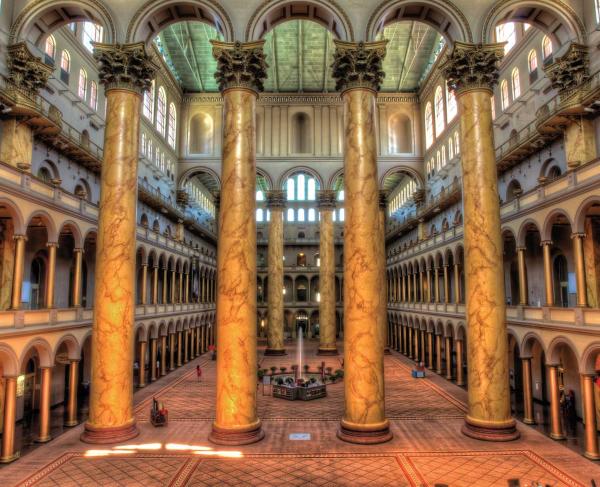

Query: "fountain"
<box><xmin>272</xmin><ymin>326</ymin><xmax>327</xmax><ymax>401</ymax></box>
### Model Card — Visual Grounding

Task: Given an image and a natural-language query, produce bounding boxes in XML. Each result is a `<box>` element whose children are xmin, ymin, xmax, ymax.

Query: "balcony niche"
<box><xmin>189</xmin><ymin>112</ymin><xmax>214</xmax><ymax>155</ymax></box>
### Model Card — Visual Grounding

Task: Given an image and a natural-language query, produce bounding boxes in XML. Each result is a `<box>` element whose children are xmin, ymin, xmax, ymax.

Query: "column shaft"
<box><xmin>542</xmin><ymin>242</ymin><xmax>554</xmax><ymax>306</ymax></box>
<box><xmin>82</xmin><ymin>73</ymin><xmax>149</xmax><ymax>443</ymax></box>
<box><xmin>140</xmin><ymin>264</ymin><xmax>148</xmax><ymax>305</ymax></box>
<box><xmin>150</xmin><ymin>338</ymin><xmax>157</xmax><ymax>382</ymax></box>
<box><xmin>435</xmin><ymin>335</ymin><xmax>442</xmax><ymax>374</ymax></box>
<box><xmin>445</xmin><ymin>336</ymin><xmax>453</xmax><ymax>380</ymax></box>
<box><xmin>456</xmin><ymin>339</ymin><xmax>465</xmax><ymax>386</ymax></box>
<box><xmin>573</xmin><ymin>234</ymin><xmax>588</xmax><ymax>307</ymax></box>
<box><xmin>162</xmin><ymin>268</ymin><xmax>168</xmax><ymax>304</ymax></box>
<box><xmin>582</xmin><ymin>374</ymin><xmax>600</xmax><ymax>459</ymax></box>
<box><xmin>152</xmin><ymin>266</ymin><xmax>159</xmax><ymax>305</ymax></box>
<box><xmin>521</xmin><ymin>358</ymin><xmax>535</xmax><ymax>425</ymax></box>
<box><xmin>65</xmin><ymin>360</ymin><xmax>80</xmax><ymax>426</ymax></box>
<box><xmin>37</xmin><ymin>367</ymin><xmax>52</xmax><ymax>442</ymax></box>
<box><xmin>427</xmin><ymin>332</ymin><xmax>434</xmax><ymax>369</ymax></box>
<box><xmin>548</xmin><ymin>364</ymin><xmax>565</xmax><ymax>440</ymax></box>
<box><xmin>318</xmin><ymin>192</ymin><xmax>337</xmax><ymax>355</ymax></box>
<box><xmin>169</xmin><ymin>333</ymin><xmax>175</xmax><ymax>371</ymax></box>
<box><xmin>517</xmin><ymin>248</ymin><xmax>528</xmax><ymax>306</ymax></box>
<box><xmin>454</xmin><ymin>263</ymin><xmax>461</xmax><ymax>304</ymax></box>
<box><xmin>72</xmin><ymin>249</ymin><xmax>83</xmax><ymax>307</ymax></box>
<box><xmin>338</xmin><ymin>83</ymin><xmax>390</xmax><ymax>444</ymax></box>
<box><xmin>266</xmin><ymin>199</ymin><xmax>286</xmax><ymax>355</ymax></box>
<box><xmin>138</xmin><ymin>341</ymin><xmax>147</xmax><ymax>388</ymax></box>
<box><xmin>177</xmin><ymin>331</ymin><xmax>182</xmax><ymax>367</ymax></box>
<box><xmin>160</xmin><ymin>336</ymin><xmax>167</xmax><ymax>376</ymax></box>
<box><xmin>443</xmin><ymin>265</ymin><xmax>449</xmax><ymax>304</ymax></box>
<box><xmin>10</xmin><ymin>236</ymin><xmax>26</xmax><ymax>310</ymax></box>
<box><xmin>0</xmin><ymin>377</ymin><xmax>18</xmax><ymax>463</ymax></box>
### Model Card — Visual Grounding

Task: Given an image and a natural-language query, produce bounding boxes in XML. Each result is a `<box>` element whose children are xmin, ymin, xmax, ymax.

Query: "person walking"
<box><xmin>196</xmin><ymin>364</ymin><xmax>202</xmax><ymax>382</ymax></box>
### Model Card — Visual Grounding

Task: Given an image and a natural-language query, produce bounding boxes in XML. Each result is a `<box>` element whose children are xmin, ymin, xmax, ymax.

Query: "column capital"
<box><xmin>211</xmin><ymin>40</ymin><xmax>268</xmax><ymax>94</ymax></box>
<box><xmin>46</xmin><ymin>242</ymin><xmax>59</xmax><ymax>249</ymax></box>
<box><xmin>141</xmin><ymin>262</ymin><xmax>148</xmax><ymax>268</ymax></box>
<box><xmin>6</xmin><ymin>42</ymin><xmax>53</xmax><ymax>98</ymax></box>
<box><xmin>74</xmin><ymin>247</ymin><xmax>84</xmax><ymax>253</ymax></box>
<box><xmin>93</xmin><ymin>42</ymin><xmax>159</xmax><ymax>95</ymax></box>
<box><xmin>541</xmin><ymin>240</ymin><xmax>553</xmax><ymax>246</ymax></box>
<box><xmin>317</xmin><ymin>190</ymin><xmax>337</xmax><ymax>209</ymax></box>
<box><xmin>441</xmin><ymin>42</ymin><xmax>504</xmax><ymax>95</ymax></box>
<box><xmin>266</xmin><ymin>190</ymin><xmax>286</xmax><ymax>209</ymax></box>
<box><xmin>571</xmin><ymin>232</ymin><xmax>586</xmax><ymax>239</ymax></box>
<box><xmin>544</xmin><ymin>43</ymin><xmax>589</xmax><ymax>93</ymax></box>
<box><xmin>331</xmin><ymin>40</ymin><xmax>387</xmax><ymax>93</ymax></box>
<box><xmin>516</xmin><ymin>246</ymin><xmax>527</xmax><ymax>252</ymax></box>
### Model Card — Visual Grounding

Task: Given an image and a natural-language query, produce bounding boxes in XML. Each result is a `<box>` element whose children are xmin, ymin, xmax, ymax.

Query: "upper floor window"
<box><xmin>434</xmin><ymin>86</ymin><xmax>445</xmax><ymax>136</ymax></box>
<box><xmin>424</xmin><ymin>102</ymin><xmax>433</xmax><ymax>149</ymax></box>
<box><xmin>285</xmin><ymin>172</ymin><xmax>318</xmax><ymax>201</ymax></box>
<box><xmin>436</xmin><ymin>151</ymin><xmax>441</xmax><ymax>171</ymax></box>
<box><xmin>78</xmin><ymin>69</ymin><xmax>88</xmax><ymax>100</ymax></box>
<box><xmin>256</xmin><ymin>190</ymin><xmax>265</xmax><ymax>201</ymax></box>
<box><xmin>500</xmin><ymin>80</ymin><xmax>509</xmax><ymax>110</ymax></box>
<box><xmin>491</xmin><ymin>95</ymin><xmax>496</xmax><ymax>120</ymax></box>
<box><xmin>143</xmin><ymin>80</ymin><xmax>155</xmax><ymax>120</ymax></box>
<box><xmin>542</xmin><ymin>36</ymin><xmax>553</xmax><ymax>60</ymax></box>
<box><xmin>89</xmin><ymin>81</ymin><xmax>98</xmax><ymax>110</ymax></box>
<box><xmin>448</xmin><ymin>137</ymin><xmax>454</xmax><ymax>159</ymax></box>
<box><xmin>441</xmin><ymin>146</ymin><xmax>446</xmax><ymax>167</ymax></box>
<box><xmin>168</xmin><ymin>103</ymin><xmax>177</xmax><ymax>148</ymax></box>
<box><xmin>524</xmin><ymin>23</ymin><xmax>531</xmax><ymax>32</ymax></box>
<box><xmin>60</xmin><ymin>50</ymin><xmax>71</xmax><ymax>84</ymax></box>
<box><xmin>596</xmin><ymin>0</ymin><xmax>600</xmax><ymax>24</ymax></box>
<box><xmin>44</xmin><ymin>35</ymin><xmax>56</xmax><ymax>62</ymax></box>
<box><xmin>83</xmin><ymin>22</ymin><xmax>103</xmax><ymax>52</ymax></box>
<box><xmin>446</xmin><ymin>86</ymin><xmax>457</xmax><ymax>122</ymax></box>
<box><xmin>511</xmin><ymin>68</ymin><xmax>521</xmax><ymax>99</ymax></box>
<box><xmin>496</xmin><ymin>22</ymin><xmax>516</xmax><ymax>53</ymax></box>
<box><xmin>454</xmin><ymin>132</ymin><xmax>460</xmax><ymax>154</ymax></box>
<box><xmin>528</xmin><ymin>50</ymin><xmax>538</xmax><ymax>73</ymax></box>
<box><xmin>156</xmin><ymin>87</ymin><xmax>167</xmax><ymax>136</ymax></box>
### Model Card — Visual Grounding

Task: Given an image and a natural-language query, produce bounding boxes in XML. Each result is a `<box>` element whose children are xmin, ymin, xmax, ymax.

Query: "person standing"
<box><xmin>196</xmin><ymin>365</ymin><xmax>202</xmax><ymax>383</ymax></box>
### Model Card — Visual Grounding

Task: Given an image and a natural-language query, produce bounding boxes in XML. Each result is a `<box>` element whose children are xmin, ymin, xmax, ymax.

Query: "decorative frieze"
<box><xmin>182</xmin><ymin>93</ymin><xmax>419</xmax><ymax>105</ymax></box>
<box><xmin>93</xmin><ymin>42</ymin><xmax>158</xmax><ymax>94</ymax></box>
<box><xmin>331</xmin><ymin>40</ymin><xmax>387</xmax><ymax>93</ymax></box>
<box><xmin>441</xmin><ymin>42</ymin><xmax>504</xmax><ymax>94</ymax></box>
<box><xmin>544</xmin><ymin>43</ymin><xmax>589</xmax><ymax>93</ymax></box>
<box><xmin>211</xmin><ymin>40</ymin><xmax>268</xmax><ymax>93</ymax></box>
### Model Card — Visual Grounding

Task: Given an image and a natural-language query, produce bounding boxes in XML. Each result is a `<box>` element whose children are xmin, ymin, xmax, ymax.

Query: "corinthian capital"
<box><xmin>544</xmin><ymin>43</ymin><xmax>589</xmax><ymax>93</ymax></box>
<box><xmin>7</xmin><ymin>42</ymin><xmax>53</xmax><ymax>96</ymax></box>
<box><xmin>93</xmin><ymin>42</ymin><xmax>158</xmax><ymax>95</ymax></box>
<box><xmin>331</xmin><ymin>40</ymin><xmax>387</xmax><ymax>93</ymax></box>
<box><xmin>317</xmin><ymin>190</ymin><xmax>337</xmax><ymax>209</ymax></box>
<box><xmin>441</xmin><ymin>42</ymin><xmax>504</xmax><ymax>94</ymax></box>
<box><xmin>211</xmin><ymin>40</ymin><xmax>268</xmax><ymax>93</ymax></box>
<box><xmin>266</xmin><ymin>190</ymin><xmax>286</xmax><ymax>209</ymax></box>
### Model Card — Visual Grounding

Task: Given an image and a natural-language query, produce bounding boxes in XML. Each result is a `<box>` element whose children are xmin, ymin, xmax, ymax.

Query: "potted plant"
<box><xmin>257</xmin><ymin>369</ymin><xmax>265</xmax><ymax>381</ymax></box>
<box><xmin>270</xmin><ymin>366</ymin><xmax>277</xmax><ymax>375</ymax></box>
<box><xmin>280</xmin><ymin>366</ymin><xmax>287</xmax><ymax>373</ymax></box>
<box><xmin>276</xmin><ymin>378</ymin><xmax>284</xmax><ymax>385</ymax></box>
<box><xmin>303</xmin><ymin>364</ymin><xmax>310</xmax><ymax>373</ymax></box>
<box><xmin>325</xmin><ymin>366</ymin><xmax>333</xmax><ymax>375</ymax></box>
<box><xmin>335</xmin><ymin>369</ymin><xmax>344</xmax><ymax>380</ymax></box>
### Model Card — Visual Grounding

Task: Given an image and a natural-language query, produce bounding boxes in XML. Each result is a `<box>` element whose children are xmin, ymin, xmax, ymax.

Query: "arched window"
<box><xmin>256</xmin><ymin>190</ymin><xmax>264</xmax><ymax>201</ymax></box>
<box><xmin>436</xmin><ymin>151</ymin><xmax>441</xmax><ymax>171</ymax></box>
<box><xmin>500</xmin><ymin>80</ymin><xmax>509</xmax><ymax>110</ymax></box>
<box><xmin>44</xmin><ymin>35</ymin><xmax>56</xmax><ymax>62</ymax></box>
<box><xmin>441</xmin><ymin>146</ymin><xmax>446</xmax><ymax>167</ymax></box>
<box><xmin>308</xmin><ymin>208</ymin><xmax>316</xmax><ymax>222</ymax></box>
<box><xmin>424</xmin><ymin>102</ymin><xmax>433</xmax><ymax>149</ymax></box>
<box><xmin>143</xmin><ymin>80</ymin><xmax>155</xmax><ymax>120</ymax></box>
<box><xmin>446</xmin><ymin>86</ymin><xmax>457</xmax><ymax>122</ymax></box>
<box><xmin>542</xmin><ymin>36</ymin><xmax>553</xmax><ymax>60</ymax></box>
<box><xmin>511</xmin><ymin>68</ymin><xmax>521</xmax><ymax>100</ymax></box>
<box><xmin>141</xmin><ymin>133</ymin><xmax>146</xmax><ymax>155</ymax></box>
<box><xmin>528</xmin><ymin>50</ymin><xmax>538</xmax><ymax>73</ymax></box>
<box><xmin>60</xmin><ymin>50</ymin><xmax>70</xmax><ymax>83</ymax></box>
<box><xmin>168</xmin><ymin>103</ymin><xmax>177</xmax><ymax>148</ymax></box>
<box><xmin>287</xmin><ymin>208</ymin><xmax>295</xmax><ymax>222</ymax></box>
<box><xmin>78</xmin><ymin>69</ymin><xmax>88</xmax><ymax>100</ymax></box>
<box><xmin>297</xmin><ymin>208</ymin><xmax>305</xmax><ymax>222</ymax></box>
<box><xmin>496</xmin><ymin>22</ymin><xmax>516</xmax><ymax>53</ymax></box>
<box><xmin>156</xmin><ymin>87</ymin><xmax>167</xmax><ymax>136</ymax></box>
<box><xmin>454</xmin><ymin>132</ymin><xmax>460</xmax><ymax>154</ymax></box>
<box><xmin>89</xmin><ymin>81</ymin><xmax>98</xmax><ymax>110</ymax></box>
<box><xmin>82</xmin><ymin>22</ymin><xmax>103</xmax><ymax>52</ymax></box>
<box><xmin>448</xmin><ymin>137</ymin><xmax>454</xmax><ymax>159</ymax></box>
<box><xmin>434</xmin><ymin>86</ymin><xmax>445</xmax><ymax>136</ymax></box>
<box><xmin>256</xmin><ymin>208</ymin><xmax>264</xmax><ymax>222</ymax></box>
<box><xmin>596</xmin><ymin>0</ymin><xmax>600</xmax><ymax>24</ymax></box>
<box><xmin>284</xmin><ymin>172</ymin><xmax>319</xmax><ymax>201</ymax></box>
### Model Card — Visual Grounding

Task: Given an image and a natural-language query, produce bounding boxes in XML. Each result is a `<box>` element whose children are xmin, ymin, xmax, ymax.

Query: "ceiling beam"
<box><xmin>298</xmin><ymin>20</ymin><xmax>303</xmax><ymax>92</ymax></box>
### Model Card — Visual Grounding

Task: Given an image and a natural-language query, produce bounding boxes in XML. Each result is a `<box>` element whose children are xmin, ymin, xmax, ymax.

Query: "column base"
<box><xmin>317</xmin><ymin>347</ymin><xmax>339</xmax><ymax>356</ymax></box>
<box><xmin>209</xmin><ymin>422</ymin><xmax>265</xmax><ymax>446</ymax></box>
<box><xmin>64</xmin><ymin>419</ymin><xmax>79</xmax><ymax>427</ymax></box>
<box><xmin>550</xmin><ymin>432</ymin><xmax>566</xmax><ymax>441</ymax></box>
<box><xmin>384</xmin><ymin>347</ymin><xmax>392</xmax><ymax>355</ymax></box>
<box><xmin>584</xmin><ymin>451</ymin><xmax>600</xmax><ymax>461</ymax></box>
<box><xmin>81</xmin><ymin>420</ymin><xmax>139</xmax><ymax>444</ymax></box>
<box><xmin>0</xmin><ymin>451</ymin><xmax>20</xmax><ymax>464</ymax></box>
<box><xmin>462</xmin><ymin>417</ymin><xmax>519</xmax><ymax>442</ymax></box>
<box><xmin>522</xmin><ymin>418</ymin><xmax>535</xmax><ymax>425</ymax></box>
<box><xmin>337</xmin><ymin>419</ymin><xmax>393</xmax><ymax>445</ymax></box>
<box><xmin>264</xmin><ymin>348</ymin><xmax>287</xmax><ymax>356</ymax></box>
<box><xmin>138</xmin><ymin>383</ymin><xmax>146</xmax><ymax>389</ymax></box>
<box><xmin>36</xmin><ymin>434</ymin><xmax>52</xmax><ymax>443</ymax></box>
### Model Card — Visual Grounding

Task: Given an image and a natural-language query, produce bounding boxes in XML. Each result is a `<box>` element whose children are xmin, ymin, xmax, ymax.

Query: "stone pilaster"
<box><xmin>82</xmin><ymin>43</ymin><xmax>158</xmax><ymax>445</ymax></box>
<box><xmin>332</xmin><ymin>40</ymin><xmax>392</xmax><ymax>445</ymax></box>
<box><xmin>442</xmin><ymin>42</ymin><xmax>518</xmax><ymax>441</ymax></box>
<box><xmin>209</xmin><ymin>40</ymin><xmax>267</xmax><ymax>446</ymax></box>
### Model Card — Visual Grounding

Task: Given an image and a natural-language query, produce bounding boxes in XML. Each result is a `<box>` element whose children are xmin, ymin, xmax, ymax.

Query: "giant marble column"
<box><xmin>265</xmin><ymin>190</ymin><xmax>286</xmax><ymax>356</ymax></box>
<box><xmin>379</xmin><ymin>191</ymin><xmax>391</xmax><ymax>355</ymax></box>
<box><xmin>443</xmin><ymin>43</ymin><xmax>518</xmax><ymax>441</ymax></box>
<box><xmin>82</xmin><ymin>43</ymin><xmax>157</xmax><ymax>444</ymax></box>
<box><xmin>209</xmin><ymin>40</ymin><xmax>267</xmax><ymax>446</ymax></box>
<box><xmin>332</xmin><ymin>40</ymin><xmax>391</xmax><ymax>444</ymax></box>
<box><xmin>318</xmin><ymin>190</ymin><xmax>338</xmax><ymax>355</ymax></box>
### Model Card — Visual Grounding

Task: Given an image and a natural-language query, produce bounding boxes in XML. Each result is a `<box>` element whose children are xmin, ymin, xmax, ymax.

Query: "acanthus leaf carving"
<box><xmin>441</xmin><ymin>42</ymin><xmax>504</xmax><ymax>94</ymax></box>
<box><xmin>544</xmin><ymin>43</ymin><xmax>589</xmax><ymax>93</ymax></box>
<box><xmin>7</xmin><ymin>42</ymin><xmax>53</xmax><ymax>96</ymax></box>
<box><xmin>331</xmin><ymin>40</ymin><xmax>387</xmax><ymax>93</ymax></box>
<box><xmin>211</xmin><ymin>40</ymin><xmax>268</xmax><ymax>93</ymax></box>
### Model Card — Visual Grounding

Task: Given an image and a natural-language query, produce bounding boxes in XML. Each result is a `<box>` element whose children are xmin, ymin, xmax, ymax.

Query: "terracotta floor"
<box><xmin>3</xmin><ymin>340</ymin><xmax>600</xmax><ymax>487</ymax></box>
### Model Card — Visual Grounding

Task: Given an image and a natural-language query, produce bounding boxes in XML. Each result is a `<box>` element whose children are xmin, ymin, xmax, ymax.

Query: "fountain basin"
<box><xmin>272</xmin><ymin>383</ymin><xmax>327</xmax><ymax>401</ymax></box>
